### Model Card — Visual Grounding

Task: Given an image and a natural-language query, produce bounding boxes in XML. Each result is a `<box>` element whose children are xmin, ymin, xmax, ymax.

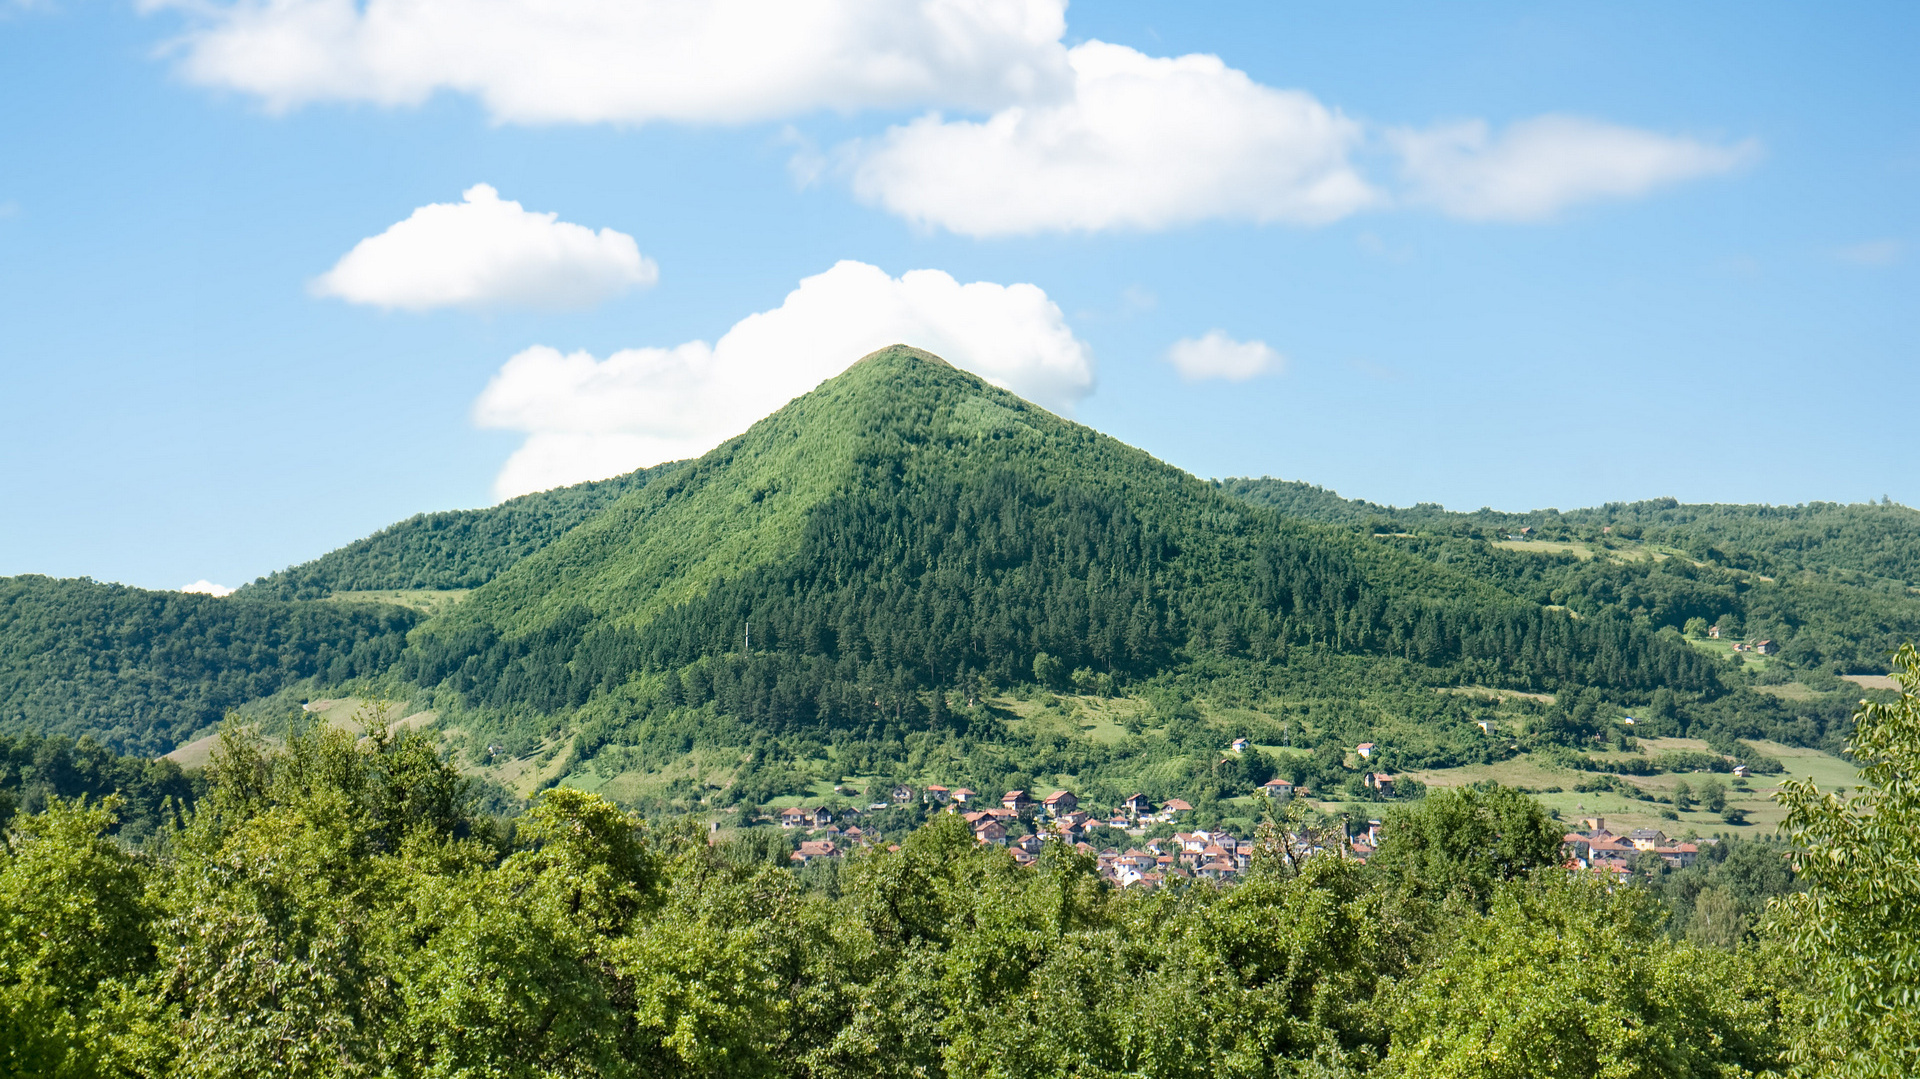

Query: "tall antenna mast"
<box><xmin>745</xmin><ymin>621</ymin><xmax>751</xmax><ymax>652</ymax></box>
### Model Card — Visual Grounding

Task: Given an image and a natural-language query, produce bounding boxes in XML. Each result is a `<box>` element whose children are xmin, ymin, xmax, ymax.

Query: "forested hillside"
<box><xmin>0</xmin><ymin>347</ymin><xmax>1907</xmax><ymax>782</ymax></box>
<box><xmin>241</xmin><ymin>461</ymin><xmax>683</xmax><ymax>599</ymax></box>
<box><xmin>0</xmin><ymin>576</ymin><xmax>416</xmax><ymax>754</ymax></box>
<box><xmin>1222</xmin><ymin>478</ymin><xmax>1920</xmax><ymax>582</ymax></box>
<box><xmin>1221</xmin><ymin>479</ymin><xmax>1920</xmax><ymax>675</ymax></box>
<box><xmin>401</xmin><ymin>349</ymin><xmax>1716</xmax><ymax>776</ymax></box>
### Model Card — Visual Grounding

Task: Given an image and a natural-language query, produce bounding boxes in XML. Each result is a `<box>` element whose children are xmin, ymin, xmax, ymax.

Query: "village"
<box><xmin>758</xmin><ymin>717</ymin><xmax>1736</xmax><ymax>889</ymax></box>
<box><xmin>764</xmin><ymin>756</ymin><xmax>1405</xmax><ymax>889</ymax></box>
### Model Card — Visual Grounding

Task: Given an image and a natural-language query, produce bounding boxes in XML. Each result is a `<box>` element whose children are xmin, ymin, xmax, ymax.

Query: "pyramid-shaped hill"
<box><xmin>404</xmin><ymin>345</ymin><xmax>1717</xmax><ymax>727</ymax></box>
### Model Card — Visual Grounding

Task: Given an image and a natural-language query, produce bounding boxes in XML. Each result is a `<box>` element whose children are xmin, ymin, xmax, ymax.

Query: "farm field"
<box><xmin>1405</xmin><ymin>737</ymin><xmax>1861</xmax><ymax>836</ymax></box>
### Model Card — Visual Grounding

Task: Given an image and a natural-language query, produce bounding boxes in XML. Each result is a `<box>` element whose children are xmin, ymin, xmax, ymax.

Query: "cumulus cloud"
<box><xmin>179</xmin><ymin>580</ymin><xmax>235</xmax><ymax>596</ymax></box>
<box><xmin>474</xmin><ymin>260</ymin><xmax>1094</xmax><ymax>499</ymax></box>
<box><xmin>844</xmin><ymin>41</ymin><xmax>1374</xmax><ymax>236</ymax></box>
<box><xmin>147</xmin><ymin>0</ymin><xmax>1072</xmax><ymax>124</ymax></box>
<box><xmin>1165</xmin><ymin>332</ymin><xmax>1282</xmax><ymax>382</ymax></box>
<box><xmin>1390</xmin><ymin>115</ymin><xmax>1758</xmax><ymax>222</ymax></box>
<box><xmin>312</xmin><ymin>184</ymin><xmax>655</xmax><ymax>311</ymax></box>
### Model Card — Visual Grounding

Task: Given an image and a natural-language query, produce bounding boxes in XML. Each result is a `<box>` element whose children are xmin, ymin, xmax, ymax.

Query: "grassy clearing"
<box><xmin>325</xmin><ymin>589</ymin><xmax>471</xmax><ymax>616</ymax></box>
<box><xmin>1436</xmin><ymin>685</ymin><xmax>1556</xmax><ymax>704</ymax></box>
<box><xmin>1402</xmin><ymin>755</ymin><xmax>1581</xmax><ymax>792</ymax></box>
<box><xmin>1683</xmin><ymin>636</ymin><xmax>1773</xmax><ymax>671</ymax></box>
<box><xmin>993</xmin><ymin>693</ymin><xmax>1153</xmax><ymax>745</ymax></box>
<box><xmin>161</xmin><ymin>696</ymin><xmax>435</xmax><ymax>769</ymax></box>
<box><xmin>1405</xmin><ymin>736</ymin><xmax>1862</xmax><ymax>836</ymax></box>
<box><xmin>1493</xmin><ymin>539</ymin><xmax>1597</xmax><ymax>560</ymax></box>
<box><xmin>1842</xmin><ymin>674</ymin><xmax>1896</xmax><ymax>691</ymax></box>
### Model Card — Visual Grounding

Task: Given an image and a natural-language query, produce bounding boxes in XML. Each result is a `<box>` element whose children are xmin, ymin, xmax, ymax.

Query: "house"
<box><xmin>809</xmin><ymin>806</ymin><xmax>834</xmax><ymax>828</ymax></box>
<box><xmin>1013</xmin><ymin>832</ymin><xmax>1045</xmax><ymax>855</ymax></box>
<box><xmin>791</xmin><ymin>839</ymin><xmax>840</xmax><ymax>864</ymax></box>
<box><xmin>1043</xmin><ymin>790</ymin><xmax>1079</xmax><ymax>816</ymax></box>
<box><xmin>1708</xmin><ymin>625</ymin><xmax>1722</xmax><ymax>639</ymax></box>
<box><xmin>891</xmin><ymin>785</ymin><xmax>915</xmax><ymax>803</ymax></box>
<box><xmin>1659</xmin><ymin>842</ymin><xmax>1700</xmax><ymax>868</ymax></box>
<box><xmin>1475</xmin><ymin>720</ymin><xmax>1496</xmax><ymax>733</ymax></box>
<box><xmin>1162</xmin><ymin>798</ymin><xmax>1193</xmax><ymax>818</ymax></box>
<box><xmin>1754</xmin><ymin>639</ymin><xmax>1778</xmax><ymax>656</ymax></box>
<box><xmin>1260</xmin><ymin>778</ymin><xmax>1295</xmax><ymax>800</ymax></box>
<box><xmin>1364</xmin><ymin>772</ymin><xmax>1395</xmax><ymax>795</ymax></box>
<box><xmin>1588</xmin><ymin>835</ymin><xmax>1636</xmax><ymax>861</ymax></box>
<box><xmin>924</xmin><ymin>785</ymin><xmax>951</xmax><ymax>804</ymax></box>
<box><xmin>951</xmin><ymin>787</ymin><xmax>976</xmax><ymax>805</ymax></box>
<box><xmin>972</xmin><ymin>818</ymin><xmax>1008</xmax><ymax>846</ymax></box>
<box><xmin>1517</xmin><ymin>526</ymin><xmax>1533</xmax><ymax>536</ymax></box>
<box><xmin>1356</xmin><ymin>742</ymin><xmax>1376</xmax><ymax>759</ymax></box>
<box><xmin>1197</xmin><ymin>859</ymin><xmax>1236</xmax><ymax>881</ymax></box>
<box><xmin>1230</xmin><ymin>737</ymin><xmax>1250</xmax><ymax>753</ymax></box>
<box><xmin>1120</xmin><ymin>793</ymin><xmax>1154</xmax><ymax>818</ymax></box>
<box><xmin>1732</xmin><ymin>764</ymin><xmax>1751</xmax><ymax>778</ymax></box>
<box><xmin>1001</xmin><ymin>790</ymin><xmax>1035</xmax><ymax>814</ymax></box>
<box><xmin>779</xmin><ymin>807</ymin><xmax>809</xmax><ymax>828</ymax></box>
<box><xmin>1010</xmin><ymin>848</ymin><xmax>1038</xmax><ymax>867</ymax></box>
<box><xmin>1627</xmin><ymin>828</ymin><xmax>1668</xmax><ymax>852</ymax></box>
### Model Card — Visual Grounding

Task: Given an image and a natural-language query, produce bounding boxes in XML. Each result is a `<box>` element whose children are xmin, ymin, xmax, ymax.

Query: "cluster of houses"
<box><xmin>953</xmin><ymin>788</ymin><xmax>1195</xmax><ymax>850</ymax></box>
<box><xmin>773</xmin><ymin>780</ymin><xmax>1392</xmax><ymax>886</ymax></box>
<box><xmin>778</xmin><ymin>787</ymin><xmax>1720</xmax><ymax>890</ymax></box>
<box><xmin>1705</xmin><ymin>625</ymin><xmax>1779</xmax><ymax>654</ymax></box>
<box><xmin>1562</xmin><ymin>817</ymin><xmax>1701</xmax><ymax>878</ymax></box>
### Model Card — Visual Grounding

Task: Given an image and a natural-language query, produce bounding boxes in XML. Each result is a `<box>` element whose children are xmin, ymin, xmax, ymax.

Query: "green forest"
<box><xmin>0</xmin><ymin>576</ymin><xmax>417</xmax><ymax>755</ymax></box>
<box><xmin>4</xmin><ymin>664</ymin><xmax>1916</xmax><ymax>1078</ymax></box>
<box><xmin>242</xmin><ymin>462</ymin><xmax>683</xmax><ymax>599</ymax></box>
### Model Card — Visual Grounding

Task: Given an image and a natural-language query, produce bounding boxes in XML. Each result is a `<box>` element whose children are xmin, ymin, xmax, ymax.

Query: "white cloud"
<box><xmin>844</xmin><ymin>41</ymin><xmax>1374</xmax><ymax>236</ymax></box>
<box><xmin>1166</xmin><ymin>332</ymin><xmax>1282</xmax><ymax>382</ymax></box>
<box><xmin>312</xmin><ymin>184</ymin><xmax>655</xmax><ymax>311</ymax></box>
<box><xmin>474</xmin><ymin>260</ymin><xmax>1094</xmax><ymax>499</ymax></box>
<box><xmin>1836</xmin><ymin>239</ymin><xmax>1903</xmax><ymax>266</ymax></box>
<box><xmin>180</xmin><ymin>580</ymin><xmax>235</xmax><ymax>596</ymax></box>
<box><xmin>1390</xmin><ymin>115</ymin><xmax>1758</xmax><ymax>222</ymax></box>
<box><xmin>147</xmin><ymin>0</ymin><xmax>1072</xmax><ymax>124</ymax></box>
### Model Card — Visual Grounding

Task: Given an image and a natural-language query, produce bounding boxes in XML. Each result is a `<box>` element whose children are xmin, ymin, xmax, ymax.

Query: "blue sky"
<box><xmin>1</xmin><ymin>1</ymin><xmax>1914</xmax><ymax>591</ymax></box>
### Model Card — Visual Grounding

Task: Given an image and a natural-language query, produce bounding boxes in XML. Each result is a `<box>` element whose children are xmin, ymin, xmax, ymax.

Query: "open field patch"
<box><xmin>325</xmin><ymin>588</ymin><xmax>471</xmax><ymax>615</ymax></box>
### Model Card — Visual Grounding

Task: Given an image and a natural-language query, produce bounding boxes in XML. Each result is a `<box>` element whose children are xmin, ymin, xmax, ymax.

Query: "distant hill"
<box><xmin>241</xmin><ymin>462</ymin><xmax>685</xmax><ymax>599</ymax></box>
<box><xmin>1220</xmin><ymin>477</ymin><xmax>1920</xmax><ymax>584</ymax></box>
<box><xmin>401</xmin><ymin>347</ymin><xmax>1715</xmax><ymax>759</ymax></box>
<box><xmin>0</xmin><ymin>576</ymin><xmax>417</xmax><ymax>755</ymax></box>
<box><xmin>3</xmin><ymin>346</ymin><xmax>1908</xmax><ymax>789</ymax></box>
